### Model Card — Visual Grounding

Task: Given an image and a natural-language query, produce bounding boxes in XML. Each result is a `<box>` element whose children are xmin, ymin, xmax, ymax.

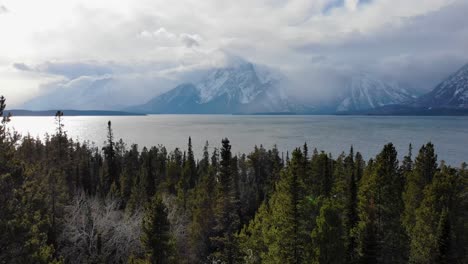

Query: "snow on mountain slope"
<box><xmin>416</xmin><ymin>63</ymin><xmax>468</xmax><ymax>108</ymax></box>
<box><xmin>197</xmin><ymin>62</ymin><xmax>278</xmax><ymax>104</ymax></box>
<box><xmin>131</xmin><ymin>62</ymin><xmax>294</xmax><ymax>114</ymax></box>
<box><xmin>337</xmin><ymin>73</ymin><xmax>415</xmax><ymax>112</ymax></box>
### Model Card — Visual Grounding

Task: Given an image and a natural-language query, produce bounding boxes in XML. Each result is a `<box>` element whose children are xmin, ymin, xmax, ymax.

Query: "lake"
<box><xmin>7</xmin><ymin>115</ymin><xmax>468</xmax><ymax>166</ymax></box>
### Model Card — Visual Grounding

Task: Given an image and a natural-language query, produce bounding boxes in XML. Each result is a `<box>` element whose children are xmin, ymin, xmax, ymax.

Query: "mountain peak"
<box><xmin>197</xmin><ymin>62</ymin><xmax>273</xmax><ymax>104</ymax></box>
<box><xmin>129</xmin><ymin>61</ymin><xmax>293</xmax><ymax>114</ymax></box>
<box><xmin>337</xmin><ymin>73</ymin><xmax>414</xmax><ymax>112</ymax></box>
<box><xmin>416</xmin><ymin>62</ymin><xmax>468</xmax><ymax>108</ymax></box>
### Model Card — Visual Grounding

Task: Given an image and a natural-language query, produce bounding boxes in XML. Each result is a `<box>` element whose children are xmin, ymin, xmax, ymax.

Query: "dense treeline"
<box><xmin>0</xmin><ymin>95</ymin><xmax>467</xmax><ymax>264</ymax></box>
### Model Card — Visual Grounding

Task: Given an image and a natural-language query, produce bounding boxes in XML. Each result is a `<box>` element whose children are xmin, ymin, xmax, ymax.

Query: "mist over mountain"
<box><xmin>18</xmin><ymin>56</ymin><xmax>468</xmax><ymax>114</ymax></box>
<box><xmin>127</xmin><ymin>63</ymin><xmax>423</xmax><ymax>114</ymax></box>
<box><xmin>336</xmin><ymin>73</ymin><xmax>416</xmax><ymax>112</ymax></box>
<box><xmin>340</xmin><ymin>62</ymin><xmax>468</xmax><ymax>115</ymax></box>
<box><xmin>128</xmin><ymin>62</ymin><xmax>299</xmax><ymax>114</ymax></box>
<box><xmin>415</xmin><ymin>63</ymin><xmax>468</xmax><ymax>109</ymax></box>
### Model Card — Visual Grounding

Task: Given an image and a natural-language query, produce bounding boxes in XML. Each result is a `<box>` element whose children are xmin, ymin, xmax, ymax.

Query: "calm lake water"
<box><xmin>7</xmin><ymin>115</ymin><xmax>468</xmax><ymax>166</ymax></box>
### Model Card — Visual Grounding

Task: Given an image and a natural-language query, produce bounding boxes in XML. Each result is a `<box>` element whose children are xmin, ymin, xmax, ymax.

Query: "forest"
<box><xmin>0</xmin><ymin>95</ymin><xmax>467</xmax><ymax>264</ymax></box>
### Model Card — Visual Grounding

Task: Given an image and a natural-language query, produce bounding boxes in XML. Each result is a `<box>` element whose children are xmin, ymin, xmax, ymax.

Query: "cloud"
<box><xmin>294</xmin><ymin>0</ymin><xmax>468</xmax><ymax>90</ymax></box>
<box><xmin>138</xmin><ymin>27</ymin><xmax>201</xmax><ymax>48</ymax></box>
<box><xmin>13</xmin><ymin>62</ymin><xmax>32</xmax><ymax>71</ymax></box>
<box><xmin>180</xmin><ymin>33</ymin><xmax>201</xmax><ymax>48</ymax></box>
<box><xmin>18</xmin><ymin>59</ymin><xmax>218</xmax><ymax>110</ymax></box>
<box><xmin>0</xmin><ymin>5</ymin><xmax>7</xmax><ymax>14</ymax></box>
<box><xmin>1</xmin><ymin>0</ymin><xmax>467</xmax><ymax>107</ymax></box>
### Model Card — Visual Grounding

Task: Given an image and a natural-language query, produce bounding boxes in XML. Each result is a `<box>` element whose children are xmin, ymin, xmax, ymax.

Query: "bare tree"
<box><xmin>59</xmin><ymin>192</ymin><xmax>144</xmax><ymax>263</ymax></box>
<box><xmin>162</xmin><ymin>194</ymin><xmax>191</xmax><ymax>262</ymax></box>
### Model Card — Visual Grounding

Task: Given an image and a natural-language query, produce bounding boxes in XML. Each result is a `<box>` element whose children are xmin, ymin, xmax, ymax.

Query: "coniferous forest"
<box><xmin>0</xmin><ymin>95</ymin><xmax>467</xmax><ymax>264</ymax></box>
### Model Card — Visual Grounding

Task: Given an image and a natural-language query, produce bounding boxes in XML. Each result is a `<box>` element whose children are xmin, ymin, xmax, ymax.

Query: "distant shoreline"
<box><xmin>6</xmin><ymin>109</ymin><xmax>146</xmax><ymax>117</ymax></box>
<box><xmin>6</xmin><ymin>108</ymin><xmax>468</xmax><ymax>117</ymax></box>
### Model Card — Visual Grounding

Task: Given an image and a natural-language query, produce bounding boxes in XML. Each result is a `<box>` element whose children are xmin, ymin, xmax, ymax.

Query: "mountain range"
<box><xmin>336</xmin><ymin>73</ymin><xmax>416</xmax><ymax>112</ymax></box>
<box><xmin>414</xmin><ymin>63</ymin><xmax>468</xmax><ymax>109</ymax></box>
<box><xmin>128</xmin><ymin>62</ymin><xmax>422</xmax><ymax>114</ymax></box>
<box><xmin>127</xmin><ymin>62</ymin><xmax>302</xmax><ymax>114</ymax></box>
<box><xmin>20</xmin><ymin>60</ymin><xmax>468</xmax><ymax>115</ymax></box>
<box><xmin>342</xmin><ymin>63</ymin><xmax>468</xmax><ymax>115</ymax></box>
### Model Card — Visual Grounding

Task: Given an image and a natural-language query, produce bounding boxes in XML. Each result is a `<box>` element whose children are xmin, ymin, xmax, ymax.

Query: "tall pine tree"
<box><xmin>141</xmin><ymin>195</ymin><xmax>175</xmax><ymax>264</ymax></box>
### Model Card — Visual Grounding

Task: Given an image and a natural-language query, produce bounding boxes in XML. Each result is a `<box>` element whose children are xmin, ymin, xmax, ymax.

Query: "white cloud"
<box><xmin>0</xmin><ymin>0</ymin><xmax>467</xmax><ymax>107</ymax></box>
<box><xmin>0</xmin><ymin>5</ymin><xmax>7</xmax><ymax>13</ymax></box>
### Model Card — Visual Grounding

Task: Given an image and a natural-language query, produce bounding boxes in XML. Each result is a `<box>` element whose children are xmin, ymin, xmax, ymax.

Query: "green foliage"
<box><xmin>141</xmin><ymin>195</ymin><xmax>175</xmax><ymax>264</ymax></box>
<box><xmin>409</xmin><ymin>165</ymin><xmax>465</xmax><ymax>263</ymax></box>
<box><xmin>311</xmin><ymin>198</ymin><xmax>345</xmax><ymax>264</ymax></box>
<box><xmin>210</xmin><ymin>138</ymin><xmax>241</xmax><ymax>264</ymax></box>
<box><xmin>240</xmin><ymin>148</ymin><xmax>313</xmax><ymax>264</ymax></box>
<box><xmin>403</xmin><ymin>143</ymin><xmax>438</xmax><ymax>239</ymax></box>
<box><xmin>0</xmin><ymin>95</ymin><xmax>467</xmax><ymax>263</ymax></box>
<box><xmin>356</xmin><ymin>143</ymin><xmax>407</xmax><ymax>263</ymax></box>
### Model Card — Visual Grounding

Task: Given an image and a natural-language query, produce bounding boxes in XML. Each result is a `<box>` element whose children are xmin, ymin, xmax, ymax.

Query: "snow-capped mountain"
<box><xmin>416</xmin><ymin>63</ymin><xmax>468</xmax><ymax>108</ymax></box>
<box><xmin>130</xmin><ymin>62</ymin><xmax>295</xmax><ymax>114</ymax></box>
<box><xmin>336</xmin><ymin>73</ymin><xmax>416</xmax><ymax>112</ymax></box>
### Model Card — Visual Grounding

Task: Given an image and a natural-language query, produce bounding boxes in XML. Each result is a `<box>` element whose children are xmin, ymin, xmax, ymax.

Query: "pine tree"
<box><xmin>311</xmin><ymin>198</ymin><xmax>345</xmax><ymax>264</ymax></box>
<box><xmin>198</xmin><ymin>141</ymin><xmax>210</xmax><ymax>176</ymax></box>
<box><xmin>141</xmin><ymin>195</ymin><xmax>175</xmax><ymax>264</ymax></box>
<box><xmin>344</xmin><ymin>147</ymin><xmax>359</xmax><ymax>263</ymax></box>
<box><xmin>354</xmin><ymin>152</ymin><xmax>365</xmax><ymax>183</ymax></box>
<box><xmin>178</xmin><ymin>137</ymin><xmax>197</xmax><ymax>208</ymax></box>
<box><xmin>401</xmin><ymin>144</ymin><xmax>413</xmax><ymax>175</ymax></box>
<box><xmin>356</xmin><ymin>144</ymin><xmax>406</xmax><ymax>263</ymax></box>
<box><xmin>436</xmin><ymin>208</ymin><xmax>451</xmax><ymax>264</ymax></box>
<box><xmin>409</xmin><ymin>165</ymin><xmax>461</xmax><ymax>263</ymax></box>
<box><xmin>403</xmin><ymin>143</ymin><xmax>437</xmax><ymax>238</ymax></box>
<box><xmin>188</xmin><ymin>156</ymin><xmax>217</xmax><ymax>263</ymax></box>
<box><xmin>102</xmin><ymin>121</ymin><xmax>118</xmax><ymax>195</ymax></box>
<box><xmin>360</xmin><ymin>197</ymin><xmax>378</xmax><ymax>264</ymax></box>
<box><xmin>210</xmin><ymin>138</ymin><xmax>241</xmax><ymax>263</ymax></box>
<box><xmin>46</xmin><ymin>111</ymin><xmax>69</xmax><ymax>248</ymax></box>
<box><xmin>262</xmin><ymin>148</ymin><xmax>311</xmax><ymax>263</ymax></box>
<box><xmin>310</xmin><ymin>151</ymin><xmax>333</xmax><ymax>197</ymax></box>
<box><xmin>238</xmin><ymin>201</ymin><xmax>271</xmax><ymax>264</ymax></box>
<box><xmin>0</xmin><ymin>96</ymin><xmax>28</xmax><ymax>262</ymax></box>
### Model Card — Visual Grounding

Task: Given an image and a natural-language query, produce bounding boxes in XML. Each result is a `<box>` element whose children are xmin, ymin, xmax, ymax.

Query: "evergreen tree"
<box><xmin>198</xmin><ymin>141</ymin><xmax>210</xmax><ymax>176</ymax></box>
<box><xmin>357</xmin><ymin>144</ymin><xmax>406</xmax><ymax>263</ymax></box>
<box><xmin>262</xmin><ymin>148</ymin><xmax>311</xmax><ymax>263</ymax></box>
<box><xmin>354</xmin><ymin>152</ymin><xmax>365</xmax><ymax>183</ymax></box>
<box><xmin>436</xmin><ymin>208</ymin><xmax>451</xmax><ymax>264</ymax></box>
<box><xmin>401</xmin><ymin>144</ymin><xmax>413</xmax><ymax>175</ymax></box>
<box><xmin>344</xmin><ymin>147</ymin><xmax>359</xmax><ymax>263</ymax></box>
<box><xmin>238</xmin><ymin>202</ymin><xmax>271</xmax><ymax>264</ymax></box>
<box><xmin>0</xmin><ymin>96</ymin><xmax>26</xmax><ymax>262</ymax></box>
<box><xmin>409</xmin><ymin>165</ymin><xmax>462</xmax><ymax>263</ymax></box>
<box><xmin>311</xmin><ymin>199</ymin><xmax>345</xmax><ymax>264</ymax></box>
<box><xmin>1</xmin><ymin>98</ymin><xmax>467</xmax><ymax>264</ymax></box>
<box><xmin>178</xmin><ymin>137</ymin><xmax>197</xmax><ymax>208</ymax></box>
<box><xmin>310</xmin><ymin>150</ymin><xmax>333</xmax><ymax>197</ymax></box>
<box><xmin>360</xmin><ymin>197</ymin><xmax>378</xmax><ymax>264</ymax></box>
<box><xmin>403</xmin><ymin>143</ymin><xmax>438</xmax><ymax>238</ymax></box>
<box><xmin>210</xmin><ymin>138</ymin><xmax>241</xmax><ymax>264</ymax></box>
<box><xmin>188</xmin><ymin>158</ymin><xmax>217</xmax><ymax>263</ymax></box>
<box><xmin>141</xmin><ymin>195</ymin><xmax>175</xmax><ymax>264</ymax></box>
<box><xmin>102</xmin><ymin>121</ymin><xmax>118</xmax><ymax>194</ymax></box>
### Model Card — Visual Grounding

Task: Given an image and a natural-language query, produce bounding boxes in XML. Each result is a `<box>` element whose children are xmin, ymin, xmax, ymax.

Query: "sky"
<box><xmin>1</xmin><ymin>0</ymin><xmax>468</xmax><ymax>108</ymax></box>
